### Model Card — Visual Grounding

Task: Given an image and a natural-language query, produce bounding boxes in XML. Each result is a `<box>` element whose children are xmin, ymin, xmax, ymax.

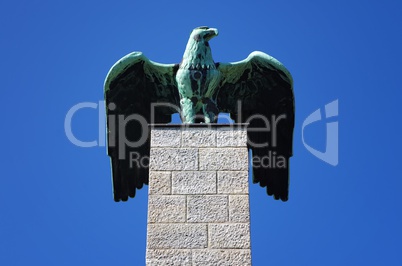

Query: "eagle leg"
<box><xmin>180</xmin><ymin>97</ymin><xmax>196</xmax><ymax>123</ymax></box>
<box><xmin>202</xmin><ymin>97</ymin><xmax>219</xmax><ymax>123</ymax></box>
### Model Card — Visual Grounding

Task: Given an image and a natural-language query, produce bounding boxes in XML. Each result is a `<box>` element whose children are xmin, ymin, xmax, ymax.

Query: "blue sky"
<box><xmin>1</xmin><ymin>0</ymin><xmax>401</xmax><ymax>265</ymax></box>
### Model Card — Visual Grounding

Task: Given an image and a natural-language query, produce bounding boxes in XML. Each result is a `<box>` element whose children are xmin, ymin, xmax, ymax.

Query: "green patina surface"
<box><xmin>104</xmin><ymin>27</ymin><xmax>295</xmax><ymax>202</ymax></box>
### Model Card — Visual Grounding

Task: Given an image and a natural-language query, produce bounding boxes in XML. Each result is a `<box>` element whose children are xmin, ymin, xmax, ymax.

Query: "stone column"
<box><xmin>146</xmin><ymin>125</ymin><xmax>251</xmax><ymax>266</ymax></box>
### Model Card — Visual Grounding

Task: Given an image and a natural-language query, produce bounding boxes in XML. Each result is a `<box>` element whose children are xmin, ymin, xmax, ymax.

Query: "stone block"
<box><xmin>217</xmin><ymin>127</ymin><xmax>247</xmax><ymax>147</ymax></box>
<box><xmin>151</xmin><ymin>128</ymin><xmax>181</xmax><ymax>147</ymax></box>
<box><xmin>150</xmin><ymin>148</ymin><xmax>198</xmax><ymax>171</ymax></box>
<box><xmin>181</xmin><ymin>128</ymin><xmax>216</xmax><ymax>147</ymax></box>
<box><xmin>217</xmin><ymin>171</ymin><xmax>249</xmax><ymax>194</ymax></box>
<box><xmin>229</xmin><ymin>195</ymin><xmax>250</xmax><ymax>223</ymax></box>
<box><xmin>208</xmin><ymin>223</ymin><xmax>251</xmax><ymax>249</ymax></box>
<box><xmin>146</xmin><ymin>249</ymin><xmax>192</xmax><ymax>266</ymax></box>
<box><xmin>147</xmin><ymin>223</ymin><xmax>207</xmax><ymax>249</ymax></box>
<box><xmin>172</xmin><ymin>171</ymin><xmax>216</xmax><ymax>194</ymax></box>
<box><xmin>149</xmin><ymin>171</ymin><xmax>171</xmax><ymax>195</ymax></box>
<box><xmin>148</xmin><ymin>195</ymin><xmax>186</xmax><ymax>223</ymax></box>
<box><xmin>192</xmin><ymin>249</ymin><xmax>230</xmax><ymax>266</ymax></box>
<box><xmin>228</xmin><ymin>250</ymin><xmax>252</xmax><ymax>266</ymax></box>
<box><xmin>192</xmin><ymin>249</ymin><xmax>251</xmax><ymax>266</ymax></box>
<box><xmin>199</xmin><ymin>148</ymin><xmax>248</xmax><ymax>171</ymax></box>
<box><xmin>187</xmin><ymin>195</ymin><xmax>228</xmax><ymax>222</ymax></box>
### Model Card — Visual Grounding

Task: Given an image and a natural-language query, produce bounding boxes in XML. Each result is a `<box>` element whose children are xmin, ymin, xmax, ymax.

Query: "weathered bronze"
<box><xmin>104</xmin><ymin>26</ymin><xmax>294</xmax><ymax>202</ymax></box>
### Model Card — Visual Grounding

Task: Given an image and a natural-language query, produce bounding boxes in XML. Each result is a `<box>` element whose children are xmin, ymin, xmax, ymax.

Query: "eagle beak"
<box><xmin>205</xmin><ymin>28</ymin><xmax>218</xmax><ymax>41</ymax></box>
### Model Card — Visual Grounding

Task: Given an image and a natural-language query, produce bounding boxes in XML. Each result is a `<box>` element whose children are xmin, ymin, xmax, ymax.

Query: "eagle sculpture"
<box><xmin>104</xmin><ymin>26</ymin><xmax>294</xmax><ymax>202</ymax></box>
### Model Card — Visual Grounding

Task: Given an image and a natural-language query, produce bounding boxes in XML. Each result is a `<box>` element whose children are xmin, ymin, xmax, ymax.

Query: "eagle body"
<box><xmin>104</xmin><ymin>26</ymin><xmax>295</xmax><ymax>202</ymax></box>
<box><xmin>176</xmin><ymin>27</ymin><xmax>221</xmax><ymax>123</ymax></box>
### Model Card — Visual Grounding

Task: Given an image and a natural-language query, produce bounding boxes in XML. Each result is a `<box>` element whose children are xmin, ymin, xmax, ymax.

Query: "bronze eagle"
<box><xmin>104</xmin><ymin>26</ymin><xmax>294</xmax><ymax>202</ymax></box>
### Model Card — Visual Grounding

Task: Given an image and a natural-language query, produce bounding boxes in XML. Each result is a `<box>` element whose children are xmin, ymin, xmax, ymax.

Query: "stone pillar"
<box><xmin>146</xmin><ymin>125</ymin><xmax>251</xmax><ymax>266</ymax></box>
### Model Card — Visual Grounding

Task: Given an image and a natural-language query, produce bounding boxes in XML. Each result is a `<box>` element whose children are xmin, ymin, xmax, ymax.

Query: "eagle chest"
<box><xmin>176</xmin><ymin>67</ymin><xmax>221</xmax><ymax>98</ymax></box>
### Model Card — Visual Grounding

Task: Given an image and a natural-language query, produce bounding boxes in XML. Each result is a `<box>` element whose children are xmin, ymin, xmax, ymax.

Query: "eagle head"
<box><xmin>181</xmin><ymin>26</ymin><xmax>219</xmax><ymax>67</ymax></box>
<box><xmin>191</xmin><ymin>26</ymin><xmax>219</xmax><ymax>42</ymax></box>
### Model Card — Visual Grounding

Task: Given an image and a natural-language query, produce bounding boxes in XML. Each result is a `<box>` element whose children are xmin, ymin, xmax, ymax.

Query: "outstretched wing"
<box><xmin>215</xmin><ymin>51</ymin><xmax>294</xmax><ymax>201</ymax></box>
<box><xmin>104</xmin><ymin>52</ymin><xmax>180</xmax><ymax>201</ymax></box>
